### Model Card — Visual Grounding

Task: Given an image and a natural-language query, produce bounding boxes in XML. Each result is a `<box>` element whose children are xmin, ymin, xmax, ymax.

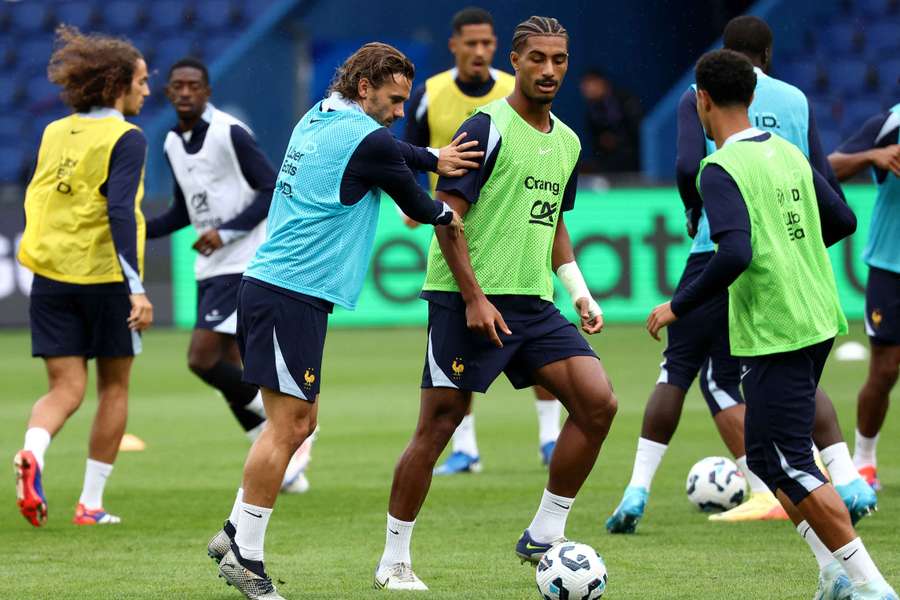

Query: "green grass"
<box><xmin>0</xmin><ymin>324</ymin><xmax>896</xmax><ymax>599</ymax></box>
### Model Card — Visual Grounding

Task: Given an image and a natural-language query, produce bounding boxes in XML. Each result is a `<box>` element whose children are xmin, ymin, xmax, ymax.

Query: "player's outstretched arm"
<box><xmin>552</xmin><ymin>215</ymin><xmax>603</xmax><ymax>334</ymax></box>
<box><xmin>811</xmin><ymin>168</ymin><xmax>857</xmax><ymax>247</ymax></box>
<box><xmin>675</xmin><ymin>88</ymin><xmax>707</xmax><ymax>237</ymax></box>
<box><xmin>393</xmin><ymin>132</ymin><xmax>483</xmax><ymax>176</ymax></box>
<box><xmin>434</xmin><ymin>191</ymin><xmax>510</xmax><ymax>348</ymax></box>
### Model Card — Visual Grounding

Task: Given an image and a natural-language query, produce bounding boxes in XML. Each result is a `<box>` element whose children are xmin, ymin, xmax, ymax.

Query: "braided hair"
<box><xmin>511</xmin><ymin>16</ymin><xmax>568</xmax><ymax>53</ymax></box>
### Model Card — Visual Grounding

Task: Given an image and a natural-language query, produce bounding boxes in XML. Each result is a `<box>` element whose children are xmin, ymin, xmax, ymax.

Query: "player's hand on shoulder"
<box><xmin>576</xmin><ymin>297</ymin><xmax>604</xmax><ymax>334</ymax></box>
<box><xmin>192</xmin><ymin>229</ymin><xmax>225</xmax><ymax>256</ymax></box>
<box><xmin>437</xmin><ymin>132</ymin><xmax>484</xmax><ymax>178</ymax></box>
<box><xmin>128</xmin><ymin>293</ymin><xmax>153</xmax><ymax>331</ymax></box>
<box><xmin>465</xmin><ymin>294</ymin><xmax>511</xmax><ymax>348</ymax></box>
<box><xmin>646</xmin><ymin>301</ymin><xmax>676</xmax><ymax>341</ymax></box>
<box><xmin>871</xmin><ymin>144</ymin><xmax>900</xmax><ymax>176</ymax></box>
<box><xmin>402</xmin><ymin>214</ymin><xmax>421</xmax><ymax>229</ymax></box>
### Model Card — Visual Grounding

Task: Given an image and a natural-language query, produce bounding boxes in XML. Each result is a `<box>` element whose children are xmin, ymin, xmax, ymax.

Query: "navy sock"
<box><xmin>195</xmin><ymin>361</ymin><xmax>265</xmax><ymax>432</ymax></box>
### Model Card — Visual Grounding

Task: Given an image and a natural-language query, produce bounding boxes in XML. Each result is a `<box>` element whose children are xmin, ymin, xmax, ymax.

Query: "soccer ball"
<box><xmin>685</xmin><ymin>456</ymin><xmax>746</xmax><ymax>512</ymax></box>
<box><xmin>535</xmin><ymin>541</ymin><xmax>608</xmax><ymax>600</ymax></box>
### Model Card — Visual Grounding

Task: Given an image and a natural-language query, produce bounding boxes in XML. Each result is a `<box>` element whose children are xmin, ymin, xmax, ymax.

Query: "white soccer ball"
<box><xmin>535</xmin><ymin>541</ymin><xmax>608</xmax><ymax>600</ymax></box>
<box><xmin>685</xmin><ymin>456</ymin><xmax>746</xmax><ymax>512</ymax></box>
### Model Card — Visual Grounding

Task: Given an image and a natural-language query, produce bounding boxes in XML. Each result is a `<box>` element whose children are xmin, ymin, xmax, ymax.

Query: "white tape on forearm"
<box><xmin>556</xmin><ymin>261</ymin><xmax>602</xmax><ymax>317</ymax></box>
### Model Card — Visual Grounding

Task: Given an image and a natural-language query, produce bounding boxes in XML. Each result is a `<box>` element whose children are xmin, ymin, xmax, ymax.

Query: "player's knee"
<box><xmin>578</xmin><ymin>389</ymin><xmax>618</xmax><ymax>438</ymax></box>
<box><xmin>871</xmin><ymin>357</ymin><xmax>900</xmax><ymax>386</ymax></box>
<box><xmin>187</xmin><ymin>352</ymin><xmax>218</xmax><ymax>376</ymax></box>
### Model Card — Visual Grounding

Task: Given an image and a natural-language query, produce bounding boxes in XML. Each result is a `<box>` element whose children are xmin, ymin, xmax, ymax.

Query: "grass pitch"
<box><xmin>0</xmin><ymin>323</ymin><xmax>896</xmax><ymax>599</ymax></box>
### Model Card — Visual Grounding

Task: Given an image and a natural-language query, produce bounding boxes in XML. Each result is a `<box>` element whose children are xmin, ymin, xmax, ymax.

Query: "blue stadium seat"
<box><xmin>865</xmin><ymin>21</ymin><xmax>900</xmax><ymax>55</ymax></box>
<box><xmin>0</xmin><ymin>115</ymin><xmax>23</xmax><ymax>143</ymax></box>
<box><xmin>843</xmin><ymin>98</ymin><xmax>884</xmax><ymax>135</ymax></box>
<box><xmin>808</xmin><ymin>96</ymin><xmax>837</xmax><ymax>125</ymax></box>
<box><xmin>818</xmin><ymin>127</ymin><xmax>843</xmax><ymax>154</ymax></box>
<box><xmin>8</xmin><ymin>2</ymin><xmax>51</xmax><ymax>34</ymax></box>
<box><xmin>146</xmin><ymin>0</ymin><xmax>188</xmax><ymax>32</ymax></box>
<box><xmin>53</xmin><ymin>1</ymin><xmax>99</xmax><ymax>31</ymax></box>
<box><xmin>776</xmin><ymin>60</ymin><xmax>821</xmax><ymax>94</ymax></box>
<box><xmin>193</xmin><ymin>0</ymin><xmax>236</xmax><ymax>31</ymax></box>
<box><xmin>819</xmin><ymin>23</ymin><xmax>864</xmax><ymax>55</ymax></box>
<box><xmin>0</xmin><ymin>37</ymin><xmax>16</xmax><ymax>70</ymax></box>
<box><xmin>0</xmin><ymin>75</ymin><xmax>19</xmax><ymax>109</ymax></box>
<box><xmin>26</xmin><ymin>76</ymin><xmax>59</xmax><ymax>105</ymax></box>
<box><xmin>876</xmin><ymin>57</ymin><xmax>900</xmax><ymax>92</ymax></box>
<box><xmin>856</xmin><ymin>0</ymin><xmax>892</xmax><ymax>17</ymax></box>
<box><xmin>827</xmin><ymin>58</ymin><xmax>869</xmax><ymax>94</ymax></box>
<box><xmin>17</xmin><ymin>39</ymin><xmax>55</xmax><ymax>74</ymax></box>
<box><xmin>0</xmin><ymin>147</ymin><xmax>25</xmax><ymax>183</ymax></box>
<box><xmin>202</xmin><ymin>34</ymin><xmax>235</xmax><ymax>61</ymax></box>
<box><xmin>105</xmin><ymin>1</ymin><xmax>145</xmax><ymax>33</ymax></box>
<box><xmin>154</xmin><ymin>38</ymin><xmax>197</xmax><ymax>71</ymax></box>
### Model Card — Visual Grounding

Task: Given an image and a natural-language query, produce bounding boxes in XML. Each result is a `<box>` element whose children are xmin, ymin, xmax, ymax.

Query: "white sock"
<box><xmin>246</xmin><ymin>391</ymin><xmax>266</xmax><ymax>420</ymax></box>
<box><xmin>535</xmin><ymin>400</ymin><xmax>561</xmax><ymax>446</ymax></box>
<box><xmin>451</xmin><ymin>414</ymin><xmax>479</xmax><ymax>457</ymax></box>
<box><xmin>78</xmin><ymin>459</ymin><xmax>113</xmax><ymax>509</ymax></box>
<box><xmin>833</xmin><ymin>537</ymin><xmax>885</xmax><ymax>587</ymax></box>
<box><xmin>228</xmin><ymin>487</ymin><xmax>244</xmax><ymax>528</ymax></box>
<box><xmin>379</xmin><ymin>514</ymin><xmax>415</xmax><ymax>568</ymax></box>
<box><xmin>245</xmin><ymin>421</ymin><xmax>265</xmax><ymax>442</ymax></box>
<box><xmin>528</xmin><ymin>489</ymin><xmax>574</xmax><ymax>543</ymax></box>
<box><xmin>23</xmin><ymin>427</ymin><xmax>51</xmax><ymax>471</ymax></box>
<box><xmin>628</xmin><ymin>438</ymin><xmax>668</xmax><ymax>490</ymax></box>
<box><xmin>797</xmin><ymin>520</ymin><xmax>837</xmax><ymax>571</ymax></box>
<box><xmin>853</xmin><ymin>430</ymin><xmax>879</xmax><ymax>468</ymax></box>
<box><xmin>235</xmin><ymin>502</ymin><xmax>273</xmax><ymax>561</ymax></box>
<box><xmin>736</xmin><ymin>455</ymin><xmax>769</xmax><ymax>494</ymax></box>
<box><xmin>821</xmin><ymin>442</ymin><xmax>860</xmax><ymax>487</ymax></box>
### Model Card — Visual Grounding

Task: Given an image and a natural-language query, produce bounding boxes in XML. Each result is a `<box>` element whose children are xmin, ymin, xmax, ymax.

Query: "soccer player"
<box><xmin>376</xmin><ymin>16</ymin><xmax>615</xmax><ymax>590</ymax></box>
<box><xmin>606</xmin><ymin>15</ymin><xmax>875</xmax><ymax>533</ymax></box>
<box><xmin>13</xmin><ymin>26</ymin><xmax>151</xmax><ymax>527</ymax></box>
<box><xmin>829</xmin><ymin>104</ymin><xmax>900</xmax><ymax>491</ymax></box>
<box><xmin>144</xmin><ymin>58</ymin><xmax>314</xmax><ymax>493</ymax></box>
<box><xmin>405</xmin><ymin>6</ymin><xmax>562</xmax><ymax>475</ymax></box>
<box><xmin>648</xmin><ymin>48</ymin><xmax>896</xmax><ymax>600</ymax></box>
<box><xmin>206</xmin><ymin>42</ymin><xmax>475</xmax><ymax>600</ymax></box>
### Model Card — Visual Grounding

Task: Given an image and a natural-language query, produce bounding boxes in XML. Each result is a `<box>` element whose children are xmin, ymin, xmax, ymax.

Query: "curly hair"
<box><xmin>695</xmin><ymin>49</ymin><xmax>757</xmax><ymax>108</ymax></box>
<box><xmin>47</xmin><ymin>25</ymin><xmax>143</xmax><ymax>113</ymax></box>
<box><xmin>328</xmin><ymin>42</ymin><xmax>414</xmax><ymax>101</ymax></box>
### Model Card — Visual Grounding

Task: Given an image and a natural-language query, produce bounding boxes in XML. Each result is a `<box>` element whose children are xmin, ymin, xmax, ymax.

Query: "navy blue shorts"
<box><xmin>196</xmin><ymin>274</ymin><xmax>242</xmax><ymax>335</ymax></box>
<box><xmin>660</xmin><ymin>252</ymin><xmax>743</xmax><ymax>416</ymax></box>
<box><xmin>30</xmin><ymin>276</ymin><xmax>140</xmax><ymax>359</ymax></box>
<box><xmin>865</xmin><ymin>266</ymin><xmax>900</xmax><ymax>346</ymax></box>
<box><xmin>741</xmin><ymin>338</ymin><xmax>833</xmax><ymax>505</ymax></box>
<box><xmin>421</xmin><ymin>294</ymin><xmax>597</xmax><ymax>393</ymax></box>
<box><xmin>236</xmin><ymin>278</ymin><xmax>330</xmax><ymax>402</ymax></box>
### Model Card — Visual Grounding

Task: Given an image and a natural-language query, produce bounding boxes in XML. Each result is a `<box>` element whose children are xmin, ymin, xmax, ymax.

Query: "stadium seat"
<box><xmin>856</xmin><ymin>0</ymin><xmax>892</xmax><ymax>17</ymax></box>
<box><xmin>827</xmin><ymin>58</ymin><xmax>869</xmax><ymax>95</ymax></box>
<box><xmin>0</xmin><ymin>115</ymin><xmax>23</xmax><ymax>144</ymax></box>
<box><xmin>154</xmin><ymin>38</ymin><xmax>199</xmax><ymax>72</ymax></box>
<box><xmin>0</xmin><ymin>37</ymin><xmax>15</xmax><ymax>70</ymax></box>
<box><xmin>776</xmin><ymin>60</ymin><xmax>821</xmax><ymax>94</ymax></box>
<box><xmin>26</xmin><ymin>76</ymin><xmax>59</xmax><ymax>105</ymax></box>
<box><xmin>17</xmin><ymin>39</ymin><xmax>55</xmax><ymax>74</ymax></box>
<box><xmin>0</xmin><ymin>147</ymin><xmax>25</xmax><ymax>183</ymax></box>
<box><xmin>842</xmin><ymin>98</ymin><xmax>884</xmax><ymax>135</ymax></box>
<box><xmin>808</xmin><ymin>96</ymin><xmax>837</xmax><ymax>125</ymax></box>
<box><xmin>53</xmin><ymin>1</ymin><xmax>99</xmax><ymax>31</ymax></box>
<box><xmin>876</xmin><ymin>57</ymin><xmax>900</xmax><ymax>93</ymax></box>
<box><xmin>105</xmin><ymin>1</ymin><xmax>145</xmax><ymax>33</ymax></box>
<box><xmin>818</xmin><ymin>126</ymin><xmax>843</xmax><ymax>154</ymax></box>
<box><xmin>8</xmin><ymin>2</ymin><xmax>51</xmax><ymax>34</ymax></box>
<box><xmin>0</xmin><ymin>75</ymin><xmax>20</xmax><ymax>109</ymax></box>
<box><xmin>819</xmin><ymin>23</ymin><xmax>864</xmax><ymax>55</ymax></box>
<box><xmin>146</xmin><ymin>0</ymin><xmax>189</xmax><ymax>32</ymax></box>
<box><xmin>203</xmin><ymin>34</ymin><xmax>236</xmax><ymax>61</ymax></box>
<box><xmin>864</xmin><ymin>21</ymin><xmax>900</xmax><ymax>55</ymax></box>
<box><xmin>192</xmin><ymin>0</ymin><xmax>237</xmax><ymax>31</ymax></box>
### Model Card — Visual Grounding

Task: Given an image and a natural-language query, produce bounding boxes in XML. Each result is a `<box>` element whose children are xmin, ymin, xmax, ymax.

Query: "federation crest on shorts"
<box><xmin>304</xmin><ymin>368</ymin><xmax>316</xmax><ymax>389</ymax></box>
<box><xmin>451</xmin><ymin>357</ymin><xmax>465</xmax><ymax>380</ymax></box>
<box><xmin>871</xmin><ymin>309</ymin><xmax>883</xmax><ymax>328</ymax></box>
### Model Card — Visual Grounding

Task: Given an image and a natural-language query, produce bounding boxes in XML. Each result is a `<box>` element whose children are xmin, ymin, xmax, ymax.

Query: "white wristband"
<box><xmin>556</xmin><ymin>261</ymin><xmax>602</xmax><ymax>318</ymax></box>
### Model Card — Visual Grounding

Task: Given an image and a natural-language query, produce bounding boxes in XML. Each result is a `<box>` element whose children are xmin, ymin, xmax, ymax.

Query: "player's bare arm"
<box><xmin>828</xmin><ymin>145</ymin><xmax>900</xmax><ymax>181</ymax></box>
<box><xmin>552</xmin><ymin>215</ymin><xmax>603</xmax><ymax>334</ymax></box>
<box><xmin>434</xmin><ymin>190</ymin><xmax>511</xmax><ymax>348</ymax></box>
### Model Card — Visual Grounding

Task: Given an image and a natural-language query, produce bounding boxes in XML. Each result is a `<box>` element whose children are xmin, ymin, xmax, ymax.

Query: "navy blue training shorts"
<box><xmin>421</xmin><ymin>294</ymin><xmax>597</xmax><ymax>393</ymax></box>
<box><xmin>196</xmin><ymin>274</ymin><xmax>242</xmax><ymax>335</ymax></box>
<box><xmin>660</xmin><ymin>252</ymin><xmax>743</xmax><ymax>416</ymax></box>
<box><xmin>741</xmin><ymin>338</ymin><xmax>833</xmax><ymax>505</ymax></box>
<box><xmin>30</xmin><ymin>276</ymin><xmax>140</xmax><ymax>359</ymax></box>
<box><xmin>865</xmin><ymin>266</ymin><xmax>900</xmax><ymax>346</ymax></box>
<box><xmin>237</xmin><ymin>277</ymin><xmax>330</xmax><ymax>402</ymax></box>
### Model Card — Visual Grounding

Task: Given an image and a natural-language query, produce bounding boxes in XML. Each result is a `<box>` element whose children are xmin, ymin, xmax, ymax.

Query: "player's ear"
<box><xmin>510</xmin><ymin>51</ymin><xmax>519</xmax><ymax>71</ymax></box>
<box><xmin>448</xmin><ymin>35</ymin><xmax>456</xmax><ymax>55</ymax></box>
<box><xmin>357</xmin><ymin>77</ymin><xmax>369</xmax><ymax>100</ymax></box>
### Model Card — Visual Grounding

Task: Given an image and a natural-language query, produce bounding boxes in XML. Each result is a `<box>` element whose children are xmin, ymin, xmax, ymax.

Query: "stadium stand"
<box><xmin>0</xmin><ymin>0</ymin><xmax>273</xmax><ymax>185</ymax></box>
